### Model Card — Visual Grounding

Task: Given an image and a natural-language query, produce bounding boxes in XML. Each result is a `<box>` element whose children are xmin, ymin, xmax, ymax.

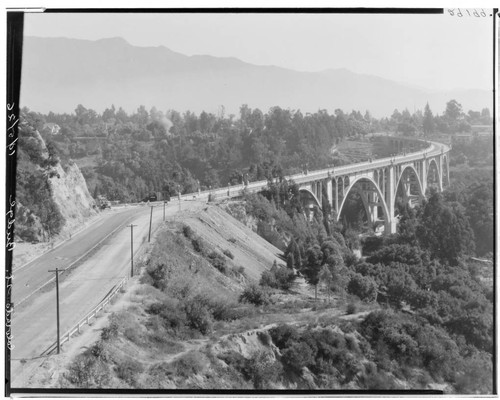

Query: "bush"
<box><xmin>183</xmin><ymin>296</ymin><xmax>213</xmax><ymax>335</ymax></box>
<box><xmin>257</xmin><ymin>331</ymin><xmax>272</xmax><ymax>346</ymax></box>
<box><xmin>173</xmin><ymin>351</ymin><xmax>207</xmax><ymax>378</ymax></box>
<box><xmin>207</xmin><ymin>251</ymin><xmax>228</xmax><ymax>274</ymax></box>
<box><xmin>347</xmin><ymin>273</ymin><xmax>378</xmax><ymax>302</ymax></box>
<box><xmin>145</xmin><ymin>262</ymin><xmax>171</xmax><ymax>291</ymax></box>
<box><xmin>101</xmin><ymin>319</ymin><xmax>119</xmax><ymax>341</ymax></box>
<box><xmin>244</xmin><ymin>351</ymin><xmax>283</xmax><ymax>389</ymax></box>
<box><xmin>147</xmin><ymin>298</ymin><xmax>188</xmax><ymax>332</ymax></box>
<box><xmin>260</xmin><ymin>262</ymin><xmax>295</xmax><ymax>290</ymax></box>
<box><xmin>223</xmin><ymin>249</ymin><xmax>235</xmax><ymax>259</ymax></box>
<box><xmin>181</xmin><ymin>224</ymin><xmax>194</xmax><ymax>239</ymax></box>
<box><xmin>346</xmin><ymin>302</ymin><xmax>358</xmax><ymax>314</ymax></box>
<box><xmin>191</xmin><ymin>236</ymin><xmax>207</xmax><ymax>255</ymax></box>
<box><xmin>282</xmin><ymin>341</ymin><xmax>315</xmax><ymax>372</ymax></box>
<box><xmin>116</xmin><ymin>358</ymin><xmax>144</xmax><ymax>386</ymax></box>
<box><xmin>260</xmin><ymin>270</ymin><xmax>277</xmax><ymax>288</ymax></box>
<box><xmin>239</xmin><ymin>284</ymin><xmax>270</xmax><ymax>306</ymax></box>
<box><xmin>269</xmin><ymin>324</ymin><xmax>300</xmax><ymax>349</ymax></box>
<box><xmin>64</xmin><ymin>350</ymin><xmax>111</xmax><ymax>388</ymax></box>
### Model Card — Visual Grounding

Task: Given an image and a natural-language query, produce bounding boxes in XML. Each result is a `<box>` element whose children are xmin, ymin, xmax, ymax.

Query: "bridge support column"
<box><xmin>326</xmin><ymin>179</ymin><xmax>332</xmax><ymax>209</ymax></box>
<box><xmin>334</xmin><ymin>178</ymin><xmax>339</xmax><ymax>215</ymax></box>
<box><xmin>386</xmin><ymin>165</ymin><xmax>397</xmax><ymax>234</ymax></box>
<box><xmin>438</xmin><ymin>155</ymin><xmax>444</xmax><ymax>191</ymax></box>
<box><xmin>420</xmin><ymin>159</ymin><xmax>427</xmax><ymax>196</ymax></box>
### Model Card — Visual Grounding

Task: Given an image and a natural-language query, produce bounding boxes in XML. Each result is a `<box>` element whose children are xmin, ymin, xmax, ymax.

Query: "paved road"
<box><xmin>12</xmin><ymin>205</ymin><xmax>149</xmax><ymax>306</ymax></box>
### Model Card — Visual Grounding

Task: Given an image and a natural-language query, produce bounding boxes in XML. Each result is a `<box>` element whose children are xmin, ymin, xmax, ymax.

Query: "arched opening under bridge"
<box><xmin>337</xmin><ymin>177</ymin><xmax>389</xmax><ymax>234</ymax></box>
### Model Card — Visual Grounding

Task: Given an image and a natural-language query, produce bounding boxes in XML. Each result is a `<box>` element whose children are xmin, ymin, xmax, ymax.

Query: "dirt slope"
<box><xmin>180</xmin><ymin>203</ymin><xmax>284</xmax><ymax>281</ymax></box>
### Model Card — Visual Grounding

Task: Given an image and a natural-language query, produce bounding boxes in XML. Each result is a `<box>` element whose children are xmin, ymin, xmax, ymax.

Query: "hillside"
<box><xmin>20</xmin><ymin>37</ymin><xmax>491</xmax><ymax>117</ymax></box>
<box><xmin>14</xmin><ymin>113</ymin><xmax>98</xmax><ymax>265</ymax></box>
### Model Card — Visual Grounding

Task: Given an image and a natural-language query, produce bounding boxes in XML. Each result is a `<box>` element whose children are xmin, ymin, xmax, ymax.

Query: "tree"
<box><xmin>416</xmin><ymin>190</ymin><xmax>475</xmax><ymax>264</ymax></box>
<box><xmin>444</xmin><ymin>99</ymin><xmax>465</xmax><ymax>133</ymax></box>
<box><xmin>302</xmin><ymin>245</ymin><xmax>323</xmax><ymax>300</ymax></box>
<box><xmin>318</xmin><ymin>265</ymin><xmax>333</xmax><ymax>303</ymax></box>
<box><xmin>422</xmin><ymin>103</ymin><xmax>435</xmax><ymax>136</ymax></box>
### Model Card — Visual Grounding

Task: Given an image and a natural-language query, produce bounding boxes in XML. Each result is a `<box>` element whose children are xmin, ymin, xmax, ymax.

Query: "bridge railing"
<box><xmin>139</xmin><ymin>139</ymin><xmax>447</xmax><ymax>205</ymax></box>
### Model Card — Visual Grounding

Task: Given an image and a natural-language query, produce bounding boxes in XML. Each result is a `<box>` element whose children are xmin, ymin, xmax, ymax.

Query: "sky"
<box><xmin>23</xmin><ymin>10</ymin><xmax>495</xmax><ymax>91</ymax></box>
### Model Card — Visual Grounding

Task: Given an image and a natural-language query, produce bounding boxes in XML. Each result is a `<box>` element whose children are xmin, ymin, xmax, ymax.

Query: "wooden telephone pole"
<box><xmin>48</xmin><ymin>267</ymin><xmax>63</xmax><ymax>354</ymax></box>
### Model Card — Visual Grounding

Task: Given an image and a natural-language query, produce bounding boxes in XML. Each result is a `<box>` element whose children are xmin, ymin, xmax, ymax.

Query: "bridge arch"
<box><xmin>337</xmin><ymin>176</ymin><xmax>390</xmax><ymax>229</ymax></box>
<box><xmin>426</xmin><ymin>158</ymin><xmax>441</xmax><ymax>191</ymax></box>
<box><xmin>299</xmin><ymin>187</ymin><xmax>322</xmax><ymax>209</ymax></box>
<box><xmin>394</xmin><ymin>164</ymin><xmax>425</xmax><ymax>202</ymax></box>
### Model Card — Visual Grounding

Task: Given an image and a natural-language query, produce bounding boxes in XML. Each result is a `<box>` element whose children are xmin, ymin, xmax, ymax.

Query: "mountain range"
<box><xmin>20</xmin><ymin>36</ymin><xmax>491</xmax><ymax>118</ymax></box>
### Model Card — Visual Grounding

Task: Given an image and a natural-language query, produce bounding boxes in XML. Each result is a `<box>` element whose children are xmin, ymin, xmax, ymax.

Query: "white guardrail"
<box><xmin>41</xmin><ymin>275</ymin><xmax>129</xmax><ymax>356</ymax></box>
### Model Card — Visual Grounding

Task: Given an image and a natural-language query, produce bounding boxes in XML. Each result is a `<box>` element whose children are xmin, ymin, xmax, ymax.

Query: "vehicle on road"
<box><xmin>96</xmin><ymin>195</ymin><xmax>111</xmax><ymax>210</ymax></box>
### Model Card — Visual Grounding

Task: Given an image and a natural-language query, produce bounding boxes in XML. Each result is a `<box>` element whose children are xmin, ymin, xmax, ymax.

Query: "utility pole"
<box><xmin>128</xmin><ymin>224</ymin><xmax>137</xmax><ymax>277</ymax></box>
<box><xmin>48</xmin><ymin>267</ymin><xmax>63</xmax><ymax>354</ymax></box>
<box><xmin>163</xmin><ymin>200</ymin><xmax>166</xmax><ymax>221</ymax></box>
<box><xmin>148</xmin><ymin>206</ymin><xmax>153</xmax><ymax>242</ymax></box>
<box><xmin>178</xmin><ymin>185</ymin><xmax>181</xmax><ymax>211</ymax></box>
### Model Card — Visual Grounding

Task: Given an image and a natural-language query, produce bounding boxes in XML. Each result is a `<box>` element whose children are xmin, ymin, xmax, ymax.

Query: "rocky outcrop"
<box><xmin>48</xmin><ymin>161</ymin><xmax>97</xmax><ymax>237</ymax></box>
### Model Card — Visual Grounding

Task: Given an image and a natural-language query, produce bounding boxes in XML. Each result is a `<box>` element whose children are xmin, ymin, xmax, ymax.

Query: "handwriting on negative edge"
<box><xmin>6</xmin><ymin>275</ymin><xmax>14</xmax><ymax>350</ymax></box>
<box><xmin>6</xmin><ymin>195</ymin><xmax>16</xmax><ymax>252</ymax></box>
<box><xmin>7</xmin><ymin>102</ymin><xmax>18</xmax><ymax>157</ymax></box>
<box><xmin>447</xmin><ymin>9</ymin><xmax>489</xmax><ymax>17</ymax></box>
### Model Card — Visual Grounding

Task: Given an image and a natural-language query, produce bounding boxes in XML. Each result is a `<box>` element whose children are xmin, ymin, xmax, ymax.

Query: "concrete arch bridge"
<box><xmin>290</xmin><ymin>139</ymin><xmax>450</xmax><ymax>234</ymax></box>
<box><xmin>188</xmin><ymin>139</ymin><xmax>451</xmax><ymax>235</ymax></box>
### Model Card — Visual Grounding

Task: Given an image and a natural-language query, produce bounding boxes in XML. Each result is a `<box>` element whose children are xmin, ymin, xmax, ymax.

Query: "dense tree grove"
<box><xmin>20</xmin><ymin>99</ymin><xmax>490</xmax><ymax>204</ymax></box>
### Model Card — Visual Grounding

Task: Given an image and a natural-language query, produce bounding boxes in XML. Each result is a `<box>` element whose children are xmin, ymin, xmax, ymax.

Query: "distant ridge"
<box><xmin>21</xmin><ymin>36</ymin><xmax>491</xmax><ymax>117</ymax></box>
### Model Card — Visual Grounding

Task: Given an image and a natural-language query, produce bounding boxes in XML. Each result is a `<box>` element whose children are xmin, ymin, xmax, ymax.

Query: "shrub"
<box><xmin>346</xmin><ymin>302</ymin><xmax>358</xmax><ymax>314</ymax></box>
<box><xmin>282</xmin><ymin>341</ymin><xmax>315</xmax><ymax>372</ymax></box>
<box><xmin>223</xmin><ymin>249</ymin><xmax>235</xmax><ymax>259</ymax></box>
<box><xmin>228</xmin><ymin>237</ymin><xmax>237</xmax><ymax>244</ymax></box>
<box><xmin>269</xmin><ymin>324</ymin><xmax>300</xmax><ymax>349</ymax></box>
<box><xmin>173</xmin><ymin>351</ymin><xmax>207</xmax><ymax>378</ymax></box>
<box><xmin>183</xmin><ymin>296</ymin><xmax>213</xmax><ymax>334</ymax></box>
<box><xmin>191</xmin><ymin>236</ymin><xmax>207</xmax><ymax>255</ymax></box>
<box><xmin>244</xmin><ymin>351</ymin><xmax>283</xmax><ymax>389</ymax></box>
<box><xmin>257</xmin><ymin>331</ymin><xmax>272</xmax><ymax>346</ymax></box>
<box><xmin>207</xmin><ymin>251</ymin><xmax>228</xmax><ymax>274</ymax></box>
<box><xmin>101</xmin><ymin>319</ymin><xmax>119</xmax><ymax>341</ymax></box>
<box><xmin>145</xmin><ymin>262</ymin><xmax>171</xmax><ymax>291</ymax></box>
<box><xmin>218</xmin><ymin>350</ymin><xmax>247</xmax><ymax>371</ymax></box>
<box><xmin>260</xmin><ymin>270</ymin><xmax>277</xmax><ymax>288</ymax></box>
<box><xmin>116</xmin><ymin>358</ymin><xmax>144</xmax><ymax>386</ymax></box>
<box><xmin>64</xmin><ymin>351</ymin><xmax>111</xmax><ymax>388</ymax></box>
<box><xmin>259</xmin><ymin>263</ymin><xmax>295</xmax><ymax>290</ymax></box>
<box><xmin>347</xmin><ymin>273</ymin><xmax>378</xmax><ymax>302</ymax></box>
<box><xmin>148</xmin><ymin>299</ymin><xmax>188</xmax><ymax>332</ymax></box>
<box><xmin>182</xmin><ymin>224</ymin><xmax>194</xmax><ymax>239</ymax></box>
<box><xmin>239</xmin><ymin>284</ymin><xmax>270</xmax><ymax>306</ymax></box>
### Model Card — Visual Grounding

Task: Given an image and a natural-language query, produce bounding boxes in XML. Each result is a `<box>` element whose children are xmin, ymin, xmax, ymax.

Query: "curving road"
<box><xmin>12</xmin><ymin>205</ymin><xmax>149</xmax><ymax>307</ymax></box>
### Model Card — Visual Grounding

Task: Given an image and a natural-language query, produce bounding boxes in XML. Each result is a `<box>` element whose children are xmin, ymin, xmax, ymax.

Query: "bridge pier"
<box><xmin>326</xmin><ymin>179</ymin><xmax>332</xmax><ymax>208</ymax></box>
<box><xmin>385</xmin><ymin>165</ymin><xmax>397</xmax><ymax>234</ymax></box>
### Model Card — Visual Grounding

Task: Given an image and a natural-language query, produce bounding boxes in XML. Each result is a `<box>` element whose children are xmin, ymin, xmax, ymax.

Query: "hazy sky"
<box><xmin>24</xmin><ymin>11</ymin><xmax>494</xmax><ymax>91</ymax></box>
